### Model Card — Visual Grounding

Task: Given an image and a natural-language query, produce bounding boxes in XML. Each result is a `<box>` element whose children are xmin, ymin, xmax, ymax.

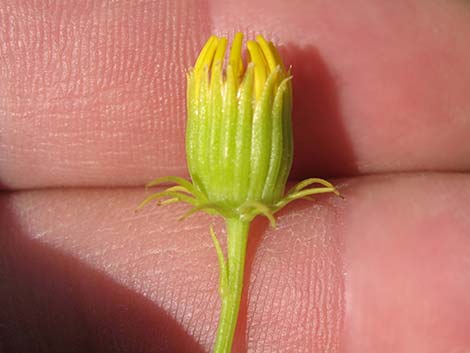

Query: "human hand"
<box><xmin>1</xmin><ymin>1</ymin><xmax>470</xmax><ymax>352</ymax></box>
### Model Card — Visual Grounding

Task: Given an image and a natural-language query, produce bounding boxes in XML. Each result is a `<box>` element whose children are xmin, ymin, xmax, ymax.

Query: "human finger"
<box><xmin>1</xmin><ymin>1</ymin><xmax>470</xmax><ymax>189</ymax></box>
<box><xmin>1</xmin><ymin>173</ymin><xmax>469</xmax><ymax>352</ymax></box>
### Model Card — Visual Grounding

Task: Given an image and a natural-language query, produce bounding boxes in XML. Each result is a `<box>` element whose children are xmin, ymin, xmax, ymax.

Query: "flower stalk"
<box><xmin>138</xmin><ymin>33</ymin><xmax>340</xmax><ymax>353</ymax></box>
<box><xmin>213</xmin><ymin>218</ymin><xmax>249</xmax><ymax>352</ymax></box>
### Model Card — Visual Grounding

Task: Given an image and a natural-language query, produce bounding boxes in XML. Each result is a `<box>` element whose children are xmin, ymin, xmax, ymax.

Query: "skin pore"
<box><xmin>1</xmin><ymin>1</ymin><xmax>470</xmax><ymax>352</ymax></box>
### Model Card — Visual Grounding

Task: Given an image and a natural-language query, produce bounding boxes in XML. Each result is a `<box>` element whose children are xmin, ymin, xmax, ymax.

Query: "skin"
<box><xmin>1</xmin><ymin>0</ymin><xmax>470</xmax><ymax>352</ymax></box>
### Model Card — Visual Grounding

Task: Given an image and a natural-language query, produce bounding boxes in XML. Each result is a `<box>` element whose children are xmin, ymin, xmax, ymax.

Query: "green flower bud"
<box><xmin>138</xmin><ymin>33</ymin><xmax>339</xmax><ymax>225</ymax></box>
<box><xmin>138</xmin><ymin>33</ymin><xmax>341</xmax><ymax>353</ymax></box>
<box><xmin>186</xmin><ymin>33</ymin><xmax>293</xmax><ymax>211</ymax></box>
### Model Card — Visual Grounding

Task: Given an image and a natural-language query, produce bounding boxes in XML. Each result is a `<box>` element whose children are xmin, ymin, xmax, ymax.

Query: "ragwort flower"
<box><xmin>139</xmin><ymin>33</ymin><xmax>340</xmax><ymax>353</ymax></box>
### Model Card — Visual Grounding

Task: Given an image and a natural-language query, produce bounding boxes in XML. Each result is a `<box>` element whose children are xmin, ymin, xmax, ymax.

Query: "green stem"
<box><xmin>213</xmin><ymin>218</ymin><xmax>250</xmax><ymax>353</ymax></box>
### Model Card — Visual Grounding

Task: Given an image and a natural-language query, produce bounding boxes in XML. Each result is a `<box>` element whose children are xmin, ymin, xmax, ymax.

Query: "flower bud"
<box><xmin>138</xmin><ymin>33</ymin><xmax>340</xmax><ymax>353</ymax></box>
<box><xmin>186</xmin><ymin>33</ymin><xmax>293</xmax><ymax>213</ymax></box>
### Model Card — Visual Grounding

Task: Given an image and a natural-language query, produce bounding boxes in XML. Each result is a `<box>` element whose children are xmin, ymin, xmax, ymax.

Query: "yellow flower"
<box><xmin>186</xmin><ymin>33</ymin><xmax>293</xmax><ymax>210</ymax></box>
<box><xmin>138</xmin><ymin>33</ymin><xmax>337</xmax><ymax>224</ymax></box>
<box><xmin>139</xmin><ymin>33</ymin><xmax>340</xmax><ymax>353</ymax></box>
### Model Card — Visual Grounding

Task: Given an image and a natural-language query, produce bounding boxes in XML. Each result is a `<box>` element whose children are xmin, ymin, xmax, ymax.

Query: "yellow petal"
<box><xmin>247</xmin><ymin>40</ymin><xmax>268</xmax><ymax>100</ymax></box>
<box><xmin>194</xmin><ymin>35</ymin><xmax>219</xmax><ymax>73</ymax></box>
<box><xmin>229</xmin><ymin>32</ymin><xmax>244</xmax><ymax>78</ymax></box>
<box><xmin>255</xmin><ymin>35</ymin><xmax>277</xmax><ymax>73</ymax></box>
<box><xmin>213</xmin><ymin>37</ymin><xmax>228</xmax><ymax>68</ymax></box>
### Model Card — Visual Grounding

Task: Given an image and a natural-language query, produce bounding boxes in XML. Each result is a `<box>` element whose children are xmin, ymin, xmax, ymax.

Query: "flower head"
<box><xmin>186</xmin><ymin>33</ymin><xmax>293</xmax><ymax>210</ymax></box>
<box><xmin>138</xmin><ymin>33</ymin><xmax>341</xmax><ymax>353</ymax></box>
<box><xmin>139</xmin><ymin>33</ymin><xmax>339</xmax><ymax>225</ymax></box>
